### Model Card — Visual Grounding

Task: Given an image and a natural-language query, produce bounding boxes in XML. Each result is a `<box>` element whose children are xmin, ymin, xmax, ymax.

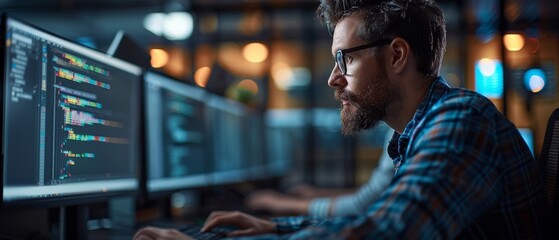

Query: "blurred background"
<box><xmin>1</xmin><ymin>0</ymin><xmax>557</xmax><ymax>202</ymax></box>
<box><xmin>1</xmin><ymin>0</ymin><xmax>559</xmax><ymax>238</ymax></box>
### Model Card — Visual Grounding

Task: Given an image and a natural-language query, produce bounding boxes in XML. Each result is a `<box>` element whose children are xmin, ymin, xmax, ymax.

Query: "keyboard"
<box><xmin>132</xmin><ymin>220</ymin><xmax>232</xmax><ymax>240</ymax></box>
<box><xmin>179</xmin><ymin>224</ymin><xmax>232</xmax><ymax>240</ymax></box>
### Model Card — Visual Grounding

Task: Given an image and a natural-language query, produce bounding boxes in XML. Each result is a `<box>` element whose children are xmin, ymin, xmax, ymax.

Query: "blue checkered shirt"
<box><xmin>245</xmin><ymin>78</ymin><xmax>546</xmax><ymax>239</ymax></box>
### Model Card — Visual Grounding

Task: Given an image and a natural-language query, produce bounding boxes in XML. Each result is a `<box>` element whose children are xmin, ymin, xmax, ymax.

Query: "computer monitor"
<box><xmin>206</xmin><ymin>94</ymin><xmax>250</xmax><ymax>184</ymax></box>
<box><xmin>106</xmin><ymin>30</ymin><xmax>150</xmax><ymax>69</ymax></box>
<box><xmin>264</xmin><ymin>109</ymin><xmax>300</xmax><ymax>177</ymax></box>
<box><xmin>245</xmin><ymin>110</ymin><xmax>267</xmax><ymax>179</ymax></box>
<box><xmin>1</xmin><ymin>16</ymin><xmax>142</xmax><ymax>207</ymax></box>
<box><xmin>143</xmin><ymin>71</ymin><xmax>210</xmax><ymax>196</ymax></box>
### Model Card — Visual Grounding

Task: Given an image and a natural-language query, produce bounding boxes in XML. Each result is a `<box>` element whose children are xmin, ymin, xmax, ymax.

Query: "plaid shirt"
<box><xmin>265</xmin><ymin>78</ymin><xmax>546</xmax><ymax>239</ymax></box>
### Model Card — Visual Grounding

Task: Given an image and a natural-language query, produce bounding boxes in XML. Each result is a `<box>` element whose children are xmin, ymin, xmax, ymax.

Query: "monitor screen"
<box><xmin>144</xmin><ymin>71</ymin><xmax>210</xmax><ymax>194</ymax></box>
<box><xmin>264</xmin><ymin>109</ymin><xmax>301</xmax><ymax>176</ymax></box>
<box><xmin>245</xmin><ymin>110</ymin><xmax>267</xmax><ymax>179</ymax></box>
<box><xmin>1</xmin><ymin>16</ymin><xmax>142</xmax><ymax>205</ymax></box>
<box><xmin>206</xmin><ymin>95</ymin><xmax>250</xmax><ymax>184</ymax></box>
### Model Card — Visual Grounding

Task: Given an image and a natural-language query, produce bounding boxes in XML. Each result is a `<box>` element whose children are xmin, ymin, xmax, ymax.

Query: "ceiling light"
<box><xmin>144</xmin><ymin>12</ymin><xmax>194</xmax><ymax>40</ymax></box>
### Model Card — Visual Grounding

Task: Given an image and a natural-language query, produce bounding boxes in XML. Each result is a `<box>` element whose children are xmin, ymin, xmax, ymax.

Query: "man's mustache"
<box><xmin>335</xmin><ymin>89</ymin><xmax>357</xmax><ymax>104</ymax></box>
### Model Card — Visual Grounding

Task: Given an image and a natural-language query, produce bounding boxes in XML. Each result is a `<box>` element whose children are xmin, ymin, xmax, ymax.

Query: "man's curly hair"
<box><xmin>317</xmin><ymin>0</ymin><xmax>447</xmax><ymax>77</ymax></box>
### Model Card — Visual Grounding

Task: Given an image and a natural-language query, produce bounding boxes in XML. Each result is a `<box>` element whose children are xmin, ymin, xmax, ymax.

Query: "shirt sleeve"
<box><xmin>270</xmin><ymin>216</ymin><xmax>327</xmax><ymax>234</ymax></box>
<box><xmin>307</xmin><ymin>197</ymin><xmax>331</xmax><ymax>218</ymax></box>
<box><xmin>329</xmin><ymin>138</ymin><xmax>394</xmax><ymax>217</ymax></box>
<box><xmin>308</xmin><ymin>130</ymin><xmax>395</xmax><ymax>218</ymax></box>
<box><xmin>269</xmin><ymin>215</ymin><xmax>371</xmax><ymax>239</ymax></box>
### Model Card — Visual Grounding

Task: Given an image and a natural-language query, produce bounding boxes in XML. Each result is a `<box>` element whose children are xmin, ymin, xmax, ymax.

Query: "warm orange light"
<box><xmin>194</xmin><ymin>67</ymin><xmax>211</xmax><ymax>87</ymax></box>
<box><xmin>242</xmin><ymin>43</ymin><xmax>268</xmax><ymax>63</ymax></box>
<box><xmin>238</xmin><ymin>79</ymin><xmax>259</xmax><ymax>94</ymax></box>
<box><xmin>165</xmin><ymin>48</ymin><xmax>189</xmax><ymax>78</ymax></box>
<box><xmin>503</xmin><ymin>34</ymin><xmax>525</xmax><ymax>51</ymax></box>
<box><xmin>150</xmin><ymin>48</ymin><xmax>169</xmax><ymax>68</ymax></box>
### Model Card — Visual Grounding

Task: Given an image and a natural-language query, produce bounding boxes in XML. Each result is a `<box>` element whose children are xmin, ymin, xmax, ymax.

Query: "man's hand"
<box><xmin>245</xmin><ymin>190</ymin><xmax>310</xmax><ymax>214</ymax></box>
<box><xmin>286</xmin><ymin>184</ymin><xmax>318</xmax><ymax>198</ymax></box>
<box><xmin>202</xmin><ymin>211</ymin><xmax>276</xmax><ymax>237</ymax></box>
<box><xmin>246</xmin><ymin>190</ymin><xmax>288</xmax><ymax>212</ymax></box>
<box><xmin>133</xmin><ymin>226</ymin><xmax>193</xmax><ymax>240</ymax></box>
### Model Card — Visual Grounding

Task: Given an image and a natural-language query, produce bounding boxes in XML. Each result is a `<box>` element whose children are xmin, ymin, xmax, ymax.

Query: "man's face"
<box><xmin>328</xmin><ymin>14</ymin><xmax>398</xmax><ymax>136</ymax></box>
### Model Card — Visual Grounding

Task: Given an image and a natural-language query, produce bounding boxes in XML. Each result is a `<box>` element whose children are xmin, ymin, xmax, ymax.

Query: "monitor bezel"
<box><xmin>0</xmin><ymin>14</ymin><xmax>143</xmax><ymax>209</ymax></box>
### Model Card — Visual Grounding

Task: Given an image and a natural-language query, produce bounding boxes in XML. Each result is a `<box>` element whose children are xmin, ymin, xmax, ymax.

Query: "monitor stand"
<box><xmin>56</xmin><ymin>198</ymin><xmax>137</xmax><ymax>239</ymax></box>
<box><xmin>109</xmin><ymin>197</ymin><xmax>136</xmax><ymax>229</ymax></box>
<box><xmin>60</xmin><ymin>205</ymin><xmax>89</xmax><ymax>240</ymax></box>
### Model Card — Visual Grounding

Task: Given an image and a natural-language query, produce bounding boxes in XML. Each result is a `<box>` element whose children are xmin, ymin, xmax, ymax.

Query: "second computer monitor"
<box><xmin>143</xmin><ymin>71</ymin><xmax>210</xmax><ymax>195</ymax></box>
<box><xmin>244</xmin><ymin>110</ymin><xmax>267</xmax><ymax>179</ymax></box>
<box><xmin>206</xmin><ymin>95</ymin><xmax>252</xmax><ymax>184</ymax></box>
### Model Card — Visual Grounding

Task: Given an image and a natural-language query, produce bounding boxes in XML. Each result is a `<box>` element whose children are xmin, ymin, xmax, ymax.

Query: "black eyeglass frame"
<box><xmin>336</xmin><ymin>39</ymin><xmax>393</xmax><ymax>75</ymax></box>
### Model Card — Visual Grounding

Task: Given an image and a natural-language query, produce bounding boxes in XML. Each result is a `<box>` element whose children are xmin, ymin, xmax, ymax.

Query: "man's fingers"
<box><xmin>206</xmin><ymin>211</ymin><xmax>228</xmax><ymax>221</ymax></box>
<box><xmin>134</xmin><ymin>236</ymin><xmax>152</xmax><ymax>240</ymax></box>
<box><xmin>228</xmin><ymin>228</ymin><xmax>257</xmax><ymax>237</ymax></box>
<box><xmin>134</xmin><ymin>227</ymin><xmax>194</xmax><ymax>240</ymax></box>
<box><xmin>202</xmin><ymin>211</ymin><xmax>242</xmax><ymax>231</ymax></box>
<box><xmin>133</xmin><ymin>226</ymin><xmax>157</xmax><ymax>240</ymax></box>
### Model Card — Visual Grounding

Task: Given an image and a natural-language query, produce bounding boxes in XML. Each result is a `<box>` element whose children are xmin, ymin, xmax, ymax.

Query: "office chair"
<box><xmin>540</xmin><ymin>108</ymin><xmax>559</xmax><ymax>238</ymax></box>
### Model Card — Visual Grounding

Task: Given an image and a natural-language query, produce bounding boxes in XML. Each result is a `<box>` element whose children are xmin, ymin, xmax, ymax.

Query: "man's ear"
<box><xmin>389</xmin><ymin>38</ymin><xmax>410</xmax><ymax>74</ymax></box>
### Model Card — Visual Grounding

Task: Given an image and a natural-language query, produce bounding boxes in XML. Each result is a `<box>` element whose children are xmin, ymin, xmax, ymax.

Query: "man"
<box><xmin>134</xmin><ymin>0</ymin><xmax>546</xmax><ymax>239</ymax></box>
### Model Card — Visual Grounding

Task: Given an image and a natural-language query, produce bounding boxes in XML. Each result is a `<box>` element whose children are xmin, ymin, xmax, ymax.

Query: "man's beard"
<box><xmin>335</xmin><ymin>75</ymin><xmax>394</xmax><ymax>136</ymax></box>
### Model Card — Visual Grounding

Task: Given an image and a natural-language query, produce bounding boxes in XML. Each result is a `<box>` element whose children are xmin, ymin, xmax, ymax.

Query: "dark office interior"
<box><xmin>0</xmin><ymin>0</ymin><xmax>558</xmax><ymax>239</ymax></box>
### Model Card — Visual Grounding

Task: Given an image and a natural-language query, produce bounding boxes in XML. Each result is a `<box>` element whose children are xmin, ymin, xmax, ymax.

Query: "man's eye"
<box><xmin>345</xmin><ymin>55</ymin><xmax>353</xmax><ymax>64</ymax></box>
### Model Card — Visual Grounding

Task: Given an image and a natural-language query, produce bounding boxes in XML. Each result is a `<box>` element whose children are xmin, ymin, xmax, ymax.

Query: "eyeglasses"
<box><xmin>335</xmin><ymin>39</ymin><xmax>393</xmax><ymax>75</ymax></box>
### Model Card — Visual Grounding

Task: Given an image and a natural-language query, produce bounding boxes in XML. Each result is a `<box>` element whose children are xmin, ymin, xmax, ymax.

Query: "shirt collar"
<box><xmin>387</xmin><ymin>77</ymin><xmax>451</xmax><ymax>163</ymax></box>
